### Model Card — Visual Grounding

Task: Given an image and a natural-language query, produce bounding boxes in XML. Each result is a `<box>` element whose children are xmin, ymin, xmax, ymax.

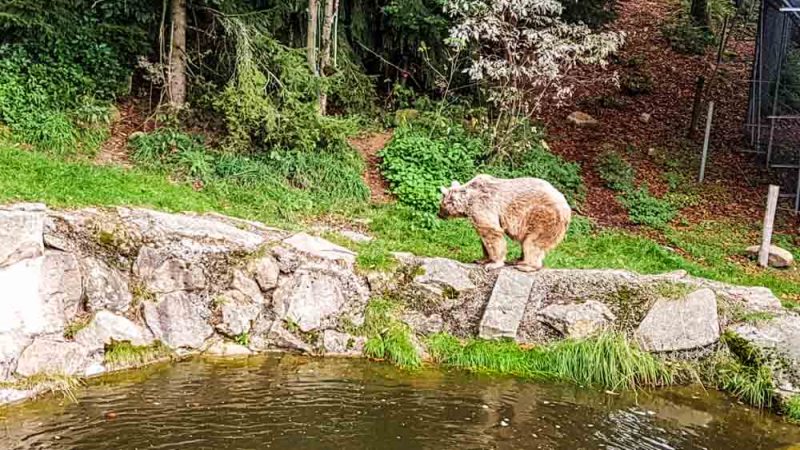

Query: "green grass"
<box><xmin>104</xmin><ymin>341</ymin><xmax>174</xmax><ymax>369</ymax></box>
<box><xmin>426</xmin><ymin>333</ymin><xmax>673</xmax><ymax>391</ymax></box>
<box><xmin>233</xmin><ymin>332</ymin><xmax>250</xmax><ymax>347</ymax></box>
<box><xmin>0</xmin><ymin>373</ymin><xmax>83</xmax><ymax>402</ymax></box>
<box><xmin>716</xmin><ymin>359</ymin><xmax>775</xmax><ymax>409</ymax></box>
<box><xmin>785</xmin><ymin>395</ymin><xmax>800</xmax><ymax>423</ymax></box>
<box><xmin>361</xmin><ymin>297</ymin><xmax>421</xmax><ymax>369</ymax></box>
<box><xmin>63</xmin><ymin>316</ymin><xmax>91</xmax><ymax>340</ymax></box>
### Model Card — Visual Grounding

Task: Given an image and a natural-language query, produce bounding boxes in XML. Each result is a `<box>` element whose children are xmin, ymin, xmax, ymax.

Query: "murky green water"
<box><xmin>2</xmin><ymin>355</ymin><xmax>800</xmax><ymax>450</ymax></box>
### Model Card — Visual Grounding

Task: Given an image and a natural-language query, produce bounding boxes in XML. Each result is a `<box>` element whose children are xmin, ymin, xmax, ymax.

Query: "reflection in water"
<box><xmin>1</xmin><ymin>355</ymin><xmax>800</xmax><ymax>450</ymax></box>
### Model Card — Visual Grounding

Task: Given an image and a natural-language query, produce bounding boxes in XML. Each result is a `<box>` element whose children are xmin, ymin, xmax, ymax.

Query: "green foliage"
<box><xmin>234</xmin><ymin>333</ymin><xmax>251</xmax><ymax>347</ymax></box>
<box><xmin>785</xmin><ymin>396</ymin><xmax>800</xmax><ymax>423</ymax></box>
<box><xmin>618</xmin><ymin>186</ymin><xmax>678</xmax><ymax>229</ymax></box>
<box><xmin>779</xmin><ymin>48</ymin><xmax>800</xmax><ymax>112</ymax></box>
<box><xmin>662</xmin><ymin>18</ymin><xmax>715</xmax><ymax>55</ymax></box>
<box><xmin>427</xmin><ymin>333</ymin><xmax>673</xmax><ymax>391</ymax></box>
<box><xmin>361</xmin><ymin>297</ymin><xmax>421</xmax><ymax>369</ymax></box>
<box><xmin>561</xmin><ymin>0</ymin><xmax>618</xmax><ymax>28</ymax></box>
<box><xmin>380</xmin><ymin>126</ymin><xmax>484</xmax><ymax>213</ymax></box>
<box><xmin>63</xmin><ymin>316</ymin><xmax>91</xmax><ymax>340</ymax></box>
<box><xmin>596</xmin><ymin>151</ymin><xmax>635</xmax><ymax>191</ymax></box>
<box><xmin>717</xmin><ymin>358</ymin><xmax>775</xmax><ymax>409</ymax></box>
<box><xmin>104</xmin><ymin>340</ymin><xmax>174</xmax><ymax>370</ymax></box>
<box><xmin>621</xmin><ymin>72</ymin><xmax>654</xmax><ymax>96</ymax></box>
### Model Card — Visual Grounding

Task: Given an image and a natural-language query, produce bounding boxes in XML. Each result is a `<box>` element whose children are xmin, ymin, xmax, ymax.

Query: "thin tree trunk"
<box><xmin>307</xmin><ymin>0</ymin><xmax>319</xmax><ymax>74</ymax></box>
<box><xmin>168</xmin><ymin>0</ymin><xmax>187</xmax><ymax>108</ymax></box>
<box><xmin>319</xmin><ymin>0</ymin><xmax>339</xmax><ymax>114</ymax></box>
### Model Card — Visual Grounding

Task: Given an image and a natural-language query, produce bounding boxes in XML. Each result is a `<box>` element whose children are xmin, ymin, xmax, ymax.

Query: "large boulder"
<box><xmin>273</xmin><ymin>267</ymin><xmax>368</xmax><ymax>332</ymax></box>
<box><xmin>82</xmin><ymin>257</ymin><xmax>132</xmax><ymax>313</ymax></box>
<box><xmin>74</xmin><ymin>311</ymin><xmax>154</xmax><ymax>351</ymax></box>
<box><xmin>412</xmin><ymin>257</ymin><xmax>477</xmax><ymax>298</ymax></box>
<box><xmin>729</xmin><ymin>315</ymin><xmax>800</xmax><ymax>395</ymax></box>
<box><xmin>0</xmin><ymin>204</ymin><xmax>45</xmax><ymax>268</ymax></box>
<box><xmin>0</xmin><ymin>257</ymin><xmax>67</xmax><ymax>336</ymax></box>
<box><xmin>15</xmin><ymin>336</ymin><xmax>96</xmax><ymax>377</ymax></box>
<box><xmin>133</xmin><ymin>246</ymin><xmax>207</xmax><ymax>294</ymax></box>
<box><xmin>746</xmin><ymin>245</ymin><xmax>794</xmax><ymax>268</ymax></box>
<box><xmin>635</xmin><ymin>288</ymin><xmax>720</xmax><ymax>352</ymax></box>
<box><xmin>277</xmin><ymin>233</ymin><xmax>357</xmax><ymax>269</ymax></box>
<box><xmin>537</xmin><ymin>300</ymin><xmax>616</xmax><ymax>339</ymax></box>
<box><xmin>215</xmin><ymin>291</ymin><xmax>261</xmax><ymax>337</ymax></box>
<box><xmin>143</xmin><ymin>292</ymin><xmax>213</xmax><ymax>349</ymax></box>
<box><xmin>322</xmin><ymin>330</ymin><xmax>366</xmax><ymax>356</ymax></box>
<box><xmin>479</xmin><ymin>269</ymin><xmax>536</xmax><ymax>339</ymax></box>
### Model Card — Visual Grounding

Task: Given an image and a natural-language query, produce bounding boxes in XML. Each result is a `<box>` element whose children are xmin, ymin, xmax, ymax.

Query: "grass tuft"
<box><xmin>716</xmin><ymin>359</ymin><xmax>775</xmax><ymax>409</ymax></box>
<box><xmin>785</xmin><ymin>395</ymin><xmax>800</xmax><ymax>423</ymax></box>
<box><xmin>0</xmin><ymin>373</ymin><xmax>84</xmax><ymax>402</ymax></box>
<box><xmin>426</xmin><ymin>333</ymin><xmax>673</xmax><ymax>391</ymax></box>
<box><xmin>361</xmin><ymin>297</ymin><xmax>421</xmax><ymax>369</ymax></box>
<box><xmin>104</xmin><ymin>340</ymin><xmax>174</xmax><ymax>370</ymax></box>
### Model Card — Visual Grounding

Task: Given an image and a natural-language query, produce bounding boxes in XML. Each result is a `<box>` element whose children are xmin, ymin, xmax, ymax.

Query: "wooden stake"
<box><xmin>759</xmin><ymin>185</ymin><xmax>780</xmax><ymax>267</ymax></box>
<box><xmin>699</xmin><ymin>101</ymin><xmax>714</xmax><ymax>182</ymax></box>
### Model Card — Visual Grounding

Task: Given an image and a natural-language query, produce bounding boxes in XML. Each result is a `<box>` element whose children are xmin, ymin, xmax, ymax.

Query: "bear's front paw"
<box><xmin>485</xmin><ymin>261</ymin><xmax>505</xmax><ymax>270</ymax></box>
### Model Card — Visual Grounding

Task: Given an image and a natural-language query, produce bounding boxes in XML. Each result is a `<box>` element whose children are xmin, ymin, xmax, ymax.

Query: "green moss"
<box><xmin>426</xmin><ymin>333</ymin><xmax>673</xmax><ymax>391</ymax></box>
<box><xmin>63</xmin><ymin>316</ymin><xmax>91</xmax><ymax>340</ymax></box>
<box><xmin>104</xmin><ymin>340</ymin><xmax>174</xmax><ymax>370</ymax></box>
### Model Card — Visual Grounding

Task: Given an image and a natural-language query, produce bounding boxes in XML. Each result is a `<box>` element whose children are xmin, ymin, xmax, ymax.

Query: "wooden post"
<box><xmin>688</xmin><ymin>76</ymin><xmax>705</xmax><ymax>138</ymax></box>
<box><xmin>759</xmin><ymin>185</ymin><xmax>780</xmax><ymax>268</ymax></box>
<box><xmin>699</xmin><ymin>101</ymin><xmax>714</xmax><ymax>182</ymax></box>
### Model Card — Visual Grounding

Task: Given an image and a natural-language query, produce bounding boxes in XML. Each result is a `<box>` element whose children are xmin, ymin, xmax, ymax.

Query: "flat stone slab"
<box><xmin>414</xmin><ymin>257</ymin><xmax>476</xmax><ymax>296</ymax></box>
<box><xmin>479</xmin><ymin>269</ymin><xmax>536</xmax><ymax>339</ymax></box>
<box><xmin>283</xmin><ymin>233</ymin><xmax>356</xmax><ymax>265</ymax></box>
<box><xmin>746</xmin><ymin>244</ymin><xmax>794</xmax><ymax>268</ymax></box>
<box><xmin>635</xmin><ymin>288</ymin><xmax>720</xmax><ymax>352</ymax></box>
<box><xmin>537</xmin><ymin>300</ymin><xmax>616</xmax><ymax>339</ymax></box>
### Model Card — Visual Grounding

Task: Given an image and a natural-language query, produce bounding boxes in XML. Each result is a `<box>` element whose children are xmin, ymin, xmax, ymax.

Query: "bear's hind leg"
<box><xmin>516</xmin><ymin>235</ymin><xmax>545</xmax><ymax>272</ymax></box>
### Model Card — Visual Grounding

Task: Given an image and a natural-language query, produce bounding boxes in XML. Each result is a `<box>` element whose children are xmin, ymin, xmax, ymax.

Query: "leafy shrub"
<box><xmin>619</xmin><ymin>186</ymin><xmax>677</xmax><ymax>229</ymax></box>
<box><xmin>596</xmin><ymin>151</ymin><xmax>635</xmax><ymax>191</ymax></box>
<box><xmin>380</xmin><ymin>127</ymin><xmax>484</xmax><ymax>213</ymax></box>
<box><xmin>662</xmin><ymin>19</ymin><xmax>715</xmax><ymax>55</ymax></box>
<box><xmin>483</xmin><ymin>143</ymin><xmax>586</xmax><ymax>208</ymax></box>
<box><xmin>621</xmin><ymin>72</ymin><xmax>654</xmax><ymax>96</ymax></box>
<box><xmin>562</xmin><ymin>0</ymin><xmax>618</xmax><ymax>28</ymax></box>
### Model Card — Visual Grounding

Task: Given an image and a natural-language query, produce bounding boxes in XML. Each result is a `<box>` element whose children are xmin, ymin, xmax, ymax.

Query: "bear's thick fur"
<box><xmin>439</xmin><ymin>175</ymin><xmax>571</xmax><ymax>271</ymax></box>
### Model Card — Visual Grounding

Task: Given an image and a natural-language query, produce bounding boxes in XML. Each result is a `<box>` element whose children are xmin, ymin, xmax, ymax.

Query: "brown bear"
<box><xmin>438</xmin><ymin>174</ymin><xmax>572</xmax><ymax>272</ymax></box>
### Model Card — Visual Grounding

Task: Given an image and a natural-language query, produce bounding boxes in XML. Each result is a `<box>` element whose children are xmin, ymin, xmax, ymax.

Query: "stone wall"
<box><xmin>1</xmin><ymin>203</ymin><xmax>799</xmax><ymax>405</ymax></box>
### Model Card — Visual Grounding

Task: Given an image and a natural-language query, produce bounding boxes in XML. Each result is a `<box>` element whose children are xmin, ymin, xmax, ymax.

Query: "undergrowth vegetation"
<box><xmin>426</xmin><ymin>333</ymin><xmax>674</xmax><ymax>391</ymax></box>
<box><xmin>361</xmin><ymin>297</ymin><xmax>421</xmax><ymax>369</ymax></box>
<box><xmin>104</xmin><ymin>340</ymin><xmax>174</xmax><ymax>370</ymax></box>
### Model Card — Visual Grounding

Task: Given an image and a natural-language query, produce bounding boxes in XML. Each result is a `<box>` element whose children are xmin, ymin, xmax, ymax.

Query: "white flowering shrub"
<box><xmin>444</xmin><ymin>0</ymin><xmax>624</xmax><ymax>116</ymax></box>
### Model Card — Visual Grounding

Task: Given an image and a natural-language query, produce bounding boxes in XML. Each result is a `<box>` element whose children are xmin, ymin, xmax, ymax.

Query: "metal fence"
<box><xmin>746</xmin><ymin>0</ymin><xmax>800</xmax><ymax>209</ymax></box>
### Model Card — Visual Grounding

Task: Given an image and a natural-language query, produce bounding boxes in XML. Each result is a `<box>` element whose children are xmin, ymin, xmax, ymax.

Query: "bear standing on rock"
<box><xmin>438</xmin><ymin>174</ymin><xmax>572</xmax><ymax>272</ymax></box>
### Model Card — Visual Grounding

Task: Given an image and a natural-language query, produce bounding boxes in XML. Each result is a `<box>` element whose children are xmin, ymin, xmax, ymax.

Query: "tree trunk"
<box><xmin>690</xmin><ymin>0</ymin><xmax>709</xmax><ymax>27</ymax></box>
<box><xmin>319</xmin><ymin>0</ymin><xmax>339</xmax><ymax>114</ymax></box>
<box><xmin>307</xmin><ymin>0</ymin><xmax>319</xmax><ymax>74</ymax></box>
<box><xmin>168</xmin><ymin>0</ymin><xmax>187</xmax><ymax>108</ymax></box>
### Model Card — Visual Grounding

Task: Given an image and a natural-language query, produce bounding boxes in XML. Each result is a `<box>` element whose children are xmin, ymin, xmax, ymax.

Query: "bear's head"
<box><xmin>438</xmin><ymin>181</ymin><xmax>468</xmax><ymax>218</ymax></box>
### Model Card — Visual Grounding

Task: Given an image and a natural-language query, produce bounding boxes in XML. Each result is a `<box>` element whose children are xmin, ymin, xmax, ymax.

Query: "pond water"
<box><xmin>2</xmin><ymin>355</ymin><xmax>800</xmax><ymax>450</ymax></box>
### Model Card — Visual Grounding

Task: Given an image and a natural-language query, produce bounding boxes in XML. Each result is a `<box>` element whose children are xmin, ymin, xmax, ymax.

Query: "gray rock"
<box><xmin>639</xmin><ymin>112</ymin><xmax>652</xmax><ymax>124</ymax></box>
<box><xmin>74</xmin><ymin>311</ymin><xmax>153</xmax><ymax>351</ymax></box>
<box><xmin>118</xmin><ymin>208</ymin><xmax>265</xmax><ymax>252</ymax></box>
<box><xmin>134</xmin><ymin>246</ymin><xmax>206</xmax><ymax>294</ymax></box>
<box><xmin>273</xmin><ymin>270</ymin><xmax>348</xmax><ymax>332</ymax></box>
<box><xmin>339</xmin><ymin>230</ymin><xmax>373</xmax><ymax>243</ymax></box>
<box><xmin>401</xmin><ymin>311</ymin><xmax>444</xmax><ymax>336</ymax></box>
<box><xmin>537</xmin><ymin>300</ymin><xmax>616</xmax><ymax>339</ymax></box>
<box><xmin>635</xmin><ymin>288</ymin><xmax>720</xmax><ymax>352</ymax></box>
<box><xmin>414</xmin><ymin>257</ymin><xmax>476</xmax><ymax>297</ymax></box>
<box><xmin>40</xmin><ymin>251</ymin><xmax>83</xmax><ymax>324</ymax></box>
<box><xmin>15</xmin><ymin>336</ymin><xmax>94</xmax><ymax>377</ymax></box>
<box><xmin>0</xmin><ymin>388</ymin><xmax>36</xmax><ymax>405</ymax></box>
<box><xmin>322</xmin><ymin>330</ymin><xmax>366</xmax><ymax>356</ymax></box>
<box><xmin>143</xmin><ymin>292</ymin><xmax>213</xmax><ymax>349</ymax></box>
<box><xmin>479</xmin><ymin>269</ymin><xmax>536</xmax><ymax>339</ymax></box>
<box><xmin>717</xmin><ymin>286</ymin><xmax>783</xmax><ymax>313</ymax></box>
<box><xmin>250</xmin><ymin>255</ymin><xmax>280</xmax><ymax>291</ymax></box>
<box><xmin>0</xmin><ymin>332</ymin><xmax>32</xmax><ymax>381</ymax></box>
<box><xmin>567</xmin><ymin>111</ymin><xmax>599</xmax><ymax>127</ymax></box>
<box><xmin>215</xmin><ymin>291</ymin><xmax>261</xmax><ymax>337</ymax></box>
<box><xmin>730</xmin><ymin>315</ymin><xmax>800</xmax><ymax>395</ymax></box>
<box><xmin>0</xmin><ymin>205</ymin><xmax>44</xmax><ymax>268</ymax></box>
<box><xmin>205</xmin><ymin>339</ymin><xmax>252</xmax><ymax>357</ymax></box>
<box><xmin>282</xmin><ymin>233</ymin><xmax>356</xmax><ymax>265</ymax></box>
<box><xmin>231</xmin><ymin>270</ymin><xmax>264</xmax><ymax>303</ymax></box>
<box><xmin>746</xmin><ymin>244</ymin><xmax>794</xmax><ymax>268</ymax></box>
<box><xmin>82</xmin><ymin>257</ymin><xmax>132</xmax><ymax>313</ymax></box>
<box><xmin>249</xmin><ymin>318</ymin><xmax>312</xmax><ymax>353</ymax></box>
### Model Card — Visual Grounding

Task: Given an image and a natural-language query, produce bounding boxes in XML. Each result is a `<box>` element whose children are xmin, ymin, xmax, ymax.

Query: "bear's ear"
<box><xmin>450</xmin><ymin>180</ymin><xmax>461</xmax><ymax>189</ymax></box>
<box><xmin>440</xmin><ymin>186</ymin><xmax>449</xmax><ymax>195</ymax></box>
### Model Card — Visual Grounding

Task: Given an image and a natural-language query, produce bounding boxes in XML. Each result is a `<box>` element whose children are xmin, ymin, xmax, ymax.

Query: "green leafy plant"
<box><xmin>618</xmin><ymin>186</ymin><xmax>677</xmax><ymax>229</ymax></box>
<box><xmin>662</xmin><ymin>18</ymin><xmax>715</xmax><ymax>55</ymax></box>
<box><xmin>596</xmin><ymin>151</ymin><xmax>635</xmax><ymax>191</ymax></box>
<box><xmin>361</xmin><ymin>297</ymin><xmax>421</xmax><ymax>369</ymax></box>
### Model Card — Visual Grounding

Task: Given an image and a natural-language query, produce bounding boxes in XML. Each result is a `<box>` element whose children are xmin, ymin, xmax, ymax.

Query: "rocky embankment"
<box><xmin>1</xmin><ymin>204</ymin><xmax>799</xmax><ymax>405</ymax></box>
